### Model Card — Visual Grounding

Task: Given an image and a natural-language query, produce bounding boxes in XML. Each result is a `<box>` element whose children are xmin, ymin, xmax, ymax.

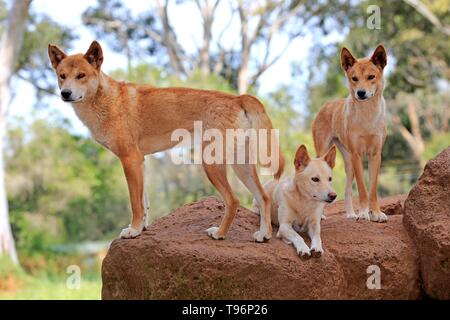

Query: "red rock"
<box><xmin>325</xmin><ymin>194</ymin><xmax>407</xmax><ymax>217</ymax></box>
<box><xmin>403</xmin><ymin>147</ymin><xmax>450</xmax><ymax>299</ymax></box>
<box><xmin>102</xmin><ymin>196</ymin><xmax>420</xmax><ymax>300</ymax></box>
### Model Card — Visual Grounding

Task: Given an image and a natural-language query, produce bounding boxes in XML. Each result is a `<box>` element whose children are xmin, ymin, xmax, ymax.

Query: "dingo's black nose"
<box><xmin>328</xmin><ymin>192</ymin><xmax>337</xmax><ymax>201</ymax></box>
<box><xmin>357</xmin><ymin>90</ymin><xmax>366</xmax><ymax>99</ymax></box>
<box><xmin>61</xmin><ymin>89</ymin><xmax>72</xmax><ymax>100</ymax></box>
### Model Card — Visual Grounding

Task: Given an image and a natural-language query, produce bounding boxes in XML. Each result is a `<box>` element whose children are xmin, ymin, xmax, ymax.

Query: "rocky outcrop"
<box><xmin>325</xmin><ymin>194</ymin><xmax>407</xmax><ymax>217</ymax></box>
<box><xmin>403</xmin><ymin>147</ymin><xmax>450</xmax><ymax>299</ymax></box>
<box><xmin>102</xmin><ymin>196</ymin><xmax>420</xmax><ymax>300</ymax></box>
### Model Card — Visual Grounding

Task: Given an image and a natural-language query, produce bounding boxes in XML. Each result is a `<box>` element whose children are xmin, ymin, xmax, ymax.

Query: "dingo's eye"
<box><xmin>59</xmin><ymin>74</ymin><xmax>66</xmax><ymax>80</ymax></box>
<box><xmin>351</xmin><ymin>76</ymin><xmax>358</xmax><ymax>82</ymax></box>
<box><xmin>311</xmin><ymin>177</ymin><xmax>320</xmax><ymax>182</ymax></box>
<box><xmin>368</xmin><ymin>75</ymin><xmax>375</xmax><ymax>80</ymax></box>
<box><xmin>329</xmin><ymin>177</ymin><xmax>332</xmax><ymax>182</ymax></box>
<box><xmin>76</xmin><ymin>73</ymin><xmax>86</xmax><ymax>79</ymax></box>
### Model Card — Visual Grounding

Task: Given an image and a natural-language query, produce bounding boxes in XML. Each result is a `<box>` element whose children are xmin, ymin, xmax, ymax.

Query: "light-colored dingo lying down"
<box><xmin>252</xmin><ymin>144</ymin><xmax>337</xmax><ymax>258</ymax></box>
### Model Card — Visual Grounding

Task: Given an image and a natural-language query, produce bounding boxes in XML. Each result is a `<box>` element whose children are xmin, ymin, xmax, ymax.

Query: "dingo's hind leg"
<box><xmin>203</xmin><ymin>163</ymin><xmax>240</xmax><ymax>240</ymax></box>
<box><xmin>232</xmin><ymin>164</ymin><xmax>272</xmax><ymax>242</ymax></box>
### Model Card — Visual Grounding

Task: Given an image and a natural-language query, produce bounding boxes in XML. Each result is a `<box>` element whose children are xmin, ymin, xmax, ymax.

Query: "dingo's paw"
<box><xmin>321</xmin><ymin>213</ymin><xmax>327</xmax><ymax>220</ymax></box>
<box><xmin>119</xmin><ymin>225</ymin><xmax>142</xmax><ymax>239</ymax></box>
<box><xmin>357</xmin><ymin>208</ymin><xmax>370</xmax><ymax>221</ymax></box>
<box><xmin>346</xmin><ymin>211</ymin><xmax>358</xmax><ymax>220</ymax></box>
<box><xmin>311</xmin><ymin>248</ymin><xmax>323</xmax><ymax>258</ymax></box>
<box><xmin>142</xmin><ymin>215</ymin><xmax>149</xmax><ymax>231</ymax></box>
<box><xmin>310</xmin><ymin>241</ymin><xmax>323</xmax><ymax>258</ymax></box>
<box><xmin>206</xmin><ymin>226</ymin><xmax>224</xmax><ymax>240</ymax></box>
<box><xmin>296</xmin><ymin>244</ymin><xmax>311</xmax><ymax>260</ymax></box>
<box><xmin>253</xmin><ymin>230</ymin><xmax>271</xmax><ymax>243</ymax></box>
<box><xmin>370</xmin><ymin>210</ymin><xmax>388</xmax><ymax>223</ymax></box>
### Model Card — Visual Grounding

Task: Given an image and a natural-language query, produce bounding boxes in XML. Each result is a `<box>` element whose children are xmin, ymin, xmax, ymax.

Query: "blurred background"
<box><xmin>0</xmin><ymin>0</ymin><xmax>448</xmax><ymax>299</ymax></box>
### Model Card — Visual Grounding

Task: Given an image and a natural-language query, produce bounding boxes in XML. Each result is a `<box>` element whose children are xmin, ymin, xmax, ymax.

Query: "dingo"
<box><xmin>252</xmin><ymin>144</ymin><xmax>337</xmax><ymax>258</ymax></box>
<box><xmin>312</xmin><ymin>45</ymin><xmax>388</xmax><ymax>222</ymax></box>
<box><xmin>48</xmin><ymin>41</ymin><xmax>284</xmax><ymax>241</ymax></box>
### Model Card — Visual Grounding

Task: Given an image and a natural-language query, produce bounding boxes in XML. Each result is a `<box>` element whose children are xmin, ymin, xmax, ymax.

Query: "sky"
<box><xmin>8</xmin><ymin>0</ymin><xmax>344</xmax><ymax>136</ymax></box>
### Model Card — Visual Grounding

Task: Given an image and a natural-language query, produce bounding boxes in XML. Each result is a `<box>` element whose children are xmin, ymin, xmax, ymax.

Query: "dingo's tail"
<box><xmin>238</xmin><ymin>95</ymin><xmax>285</xmax><ymax>179</ymax></box>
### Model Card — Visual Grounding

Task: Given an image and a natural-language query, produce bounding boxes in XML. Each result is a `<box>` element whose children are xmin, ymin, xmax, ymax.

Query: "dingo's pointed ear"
<box><xmin>340</xmin><ymin>47</ymin><xmax>356</xmax><ymax>72</ymax></box>
<box><xmin>294</xmin><ymin>144</ymin><xmax>310</xmax><ymax>171</ymax></box>
<box><xmin>84</xmin><ymin>41</ymin><xmax>103</xmax><ymax>70</ymax></box>
<box><xmin>370</xmin><ymin>44</ymin><xmax>387</xmax><ymax>70</ymax></box>
<box><xmin>322</xmin><ymin>145</ymin><xmax>337</xmax><ymax>169</ymax></box>
<box><xmin>48</xmin><ymin>44</ymin><xmax>67</xmax><ymax>69</ymax></box>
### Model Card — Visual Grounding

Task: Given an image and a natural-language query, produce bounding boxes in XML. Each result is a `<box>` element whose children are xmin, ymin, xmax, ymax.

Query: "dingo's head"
<box><xmin>340</xmin><ymin>45</ymin><xmax>387</xmax><ymax>101</ymax></box>
<box><xmin>48</xmin><ymin>41</ymin><xmax>104</xmax><ymax>103</ymax></box>
<box><xmin>293</xmin><ymin>144</ymin><xmax>337</xmax><ymax>203</ymax></box>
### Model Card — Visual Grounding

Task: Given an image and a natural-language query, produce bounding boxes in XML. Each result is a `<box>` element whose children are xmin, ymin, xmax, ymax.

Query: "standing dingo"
<box><xmin>312</xmin><ymin>45</ymin><xmax>388</xmax><ymax>222</ymax></box>
<box><xmin>48</xmin><ymin>41</ymin><xmax>284</xmax><ymax>241</ymax></box>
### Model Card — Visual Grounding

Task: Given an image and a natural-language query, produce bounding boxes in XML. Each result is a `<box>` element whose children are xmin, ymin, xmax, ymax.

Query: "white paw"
<box><xmin>119</xmin><ymin>225</ymin><xmax>142</xmax><ymax>239</ymax></box>
<box><xmin>296</xmin><ymin>244</ymin><xmax>311</xmax><ymax>259</ymax></box>
<box><xmin>321</xmin><ymin>213</ymin><xmax>327</xmax><ymax>220</ymax></box>
<box><xmin>346</xmin><ymin>211</ymin><xmax>358</xmax><ymax>220</ymax></box>
<box><xmin>310</xmin><ymin>246</ymin><xmax>323</xmax><ymax>258</ymax></box>
<box><xmin>357</xmin><ymin>208</ymin><xmax>370</xmax><ymax>221</ymax></box>
<box><xmin>370</xmin><ymin>210</ymin><xmax>388</xmax><ymax>223</ymax></box>
<box><xmin>253</xmin><ymin>229</ymin><xmax>271</xmax><ymax>242</ymax></box>
<box><xmin>143</xmin><ymin>215</ymin><xmax>149</xmax><ymax>230</ymax></box>
<box><xmin>206</xmin><ymin>226</ymin><xmax>224</xmax><ymax>240</ymax></box>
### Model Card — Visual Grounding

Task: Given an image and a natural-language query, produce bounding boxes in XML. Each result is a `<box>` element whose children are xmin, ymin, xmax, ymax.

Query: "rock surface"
<box><xmin>102</xmin><ymin>196</ymin><xmax>420</xmax><ymax>300</ymax></box>
<box><xmin>324</xmin><ymin>194</ymin><xmax>407</xmax><ymax>217</ymax></box>
<box><xmin>403</xmin><ymin>147</ymin><xmax>450</xmax><ymax>299</ymax></box>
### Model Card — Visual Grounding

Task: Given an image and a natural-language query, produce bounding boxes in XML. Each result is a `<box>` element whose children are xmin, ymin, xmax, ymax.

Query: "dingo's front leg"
<box><xmin>351</xmin><ymin>152</ymin><xmax>370</xmax><ymax>221</ymax></box>
<box><xmin>119</xmin><ymin>151</ymin><xmax>146</xmax><ymax>238</ymax></box>
<box><xmin>368</xmin><ymin>151</ymin><xmax>387</xmax><ymax>222</ymax></box>
<box><xmin>308</xmin><ymin>216</ymin><xmax>323</xmax><ymax>258</ymax></box>
<box><xmin>278</xmin><ymin>223</ymin><xmax>311</xmax><ymax>259</ymax></box>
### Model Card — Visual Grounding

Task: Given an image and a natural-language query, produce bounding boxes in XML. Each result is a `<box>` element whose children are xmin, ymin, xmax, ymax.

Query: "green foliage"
<box><xmin>0</xmin><ymin>254</ymin><xmax>101</xmax><ymax>300</ymax></box>
<box><xmin>15</xmin><ymin>10</ymin><xmax>76</xmax><ymax>101</ymax></box>
<box><xmin>6</xmin><ymin>117</ymin><xmax>129</xmax><ymax>250</ymax></box>
<box><xmin>422</xmin><ymin>132</ymin><xmax>450</xmax><ymax>162</ymax></box>
<box><xmin>0</xmin><ymin>275</ymin><xmax>101</xmax><ymax>300</ymax></box>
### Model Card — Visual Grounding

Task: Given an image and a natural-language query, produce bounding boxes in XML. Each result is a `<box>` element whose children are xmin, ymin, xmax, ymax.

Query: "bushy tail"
<box><xmin>239</xmin><ymin>95</ymin><xmax>285</xmax><ymax>179</ymax></box>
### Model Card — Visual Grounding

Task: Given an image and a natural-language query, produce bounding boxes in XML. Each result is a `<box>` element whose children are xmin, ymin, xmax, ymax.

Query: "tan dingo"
<box><xmin>48</xmin><ymin>41</ymin><xmax>284</xmax><ymax>241</ymax></box>
<box><xmin>252</xmin><ymin>144</ymin><xmax>337</xmax><ymax>258</ymax></box>
<box><xmin>312</xmin><ymin>45</ymin><xmax>388</xmax><ymax>222</ymax></box>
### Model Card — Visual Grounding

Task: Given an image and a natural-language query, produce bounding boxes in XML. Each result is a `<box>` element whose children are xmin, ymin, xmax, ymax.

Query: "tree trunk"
<box><xmin>392</xmin><ymin>97</ymin><xmax>425</xmax><ymax>166</ymax></box>
<box><xmin>197</xmin><ymin>0</ymin><xmax>220</xmax><ymax>78</ymax></box>
<box><xmin>0</xmin><ymin>0</ymin><xmax>32</xmax><ymax>265</ymax></box>
<box><xmin>237</xmin><ymin>2</ymin><xmax>250</xmax><ymax>94</ymax></box>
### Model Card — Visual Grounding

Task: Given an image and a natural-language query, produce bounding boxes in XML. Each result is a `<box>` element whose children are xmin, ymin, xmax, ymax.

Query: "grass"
<box><xmin>0</xmin><ymin>254</ymin><xmax>102</xmax><ymax>300</ymax></box>
<box><xmin>0</xmin><ymin>275</ymin><xmax>102</xmax><ymax>300</ymax></box>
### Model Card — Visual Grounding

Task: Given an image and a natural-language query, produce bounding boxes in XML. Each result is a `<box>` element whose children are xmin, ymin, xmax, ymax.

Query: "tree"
<box><xmin>0</xmin><ymin>1</ymin><xmax>74</xmax><ymax>264</ymax></box>
<box><xmin>0</xmin><ymin>0</ymin><xmax>32</xmax><ymax>265</ymax></box>
<box><xmin>83</xmin><ymin>0</ymin><xmax>343</xmax><ymax>93</ymax></box>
